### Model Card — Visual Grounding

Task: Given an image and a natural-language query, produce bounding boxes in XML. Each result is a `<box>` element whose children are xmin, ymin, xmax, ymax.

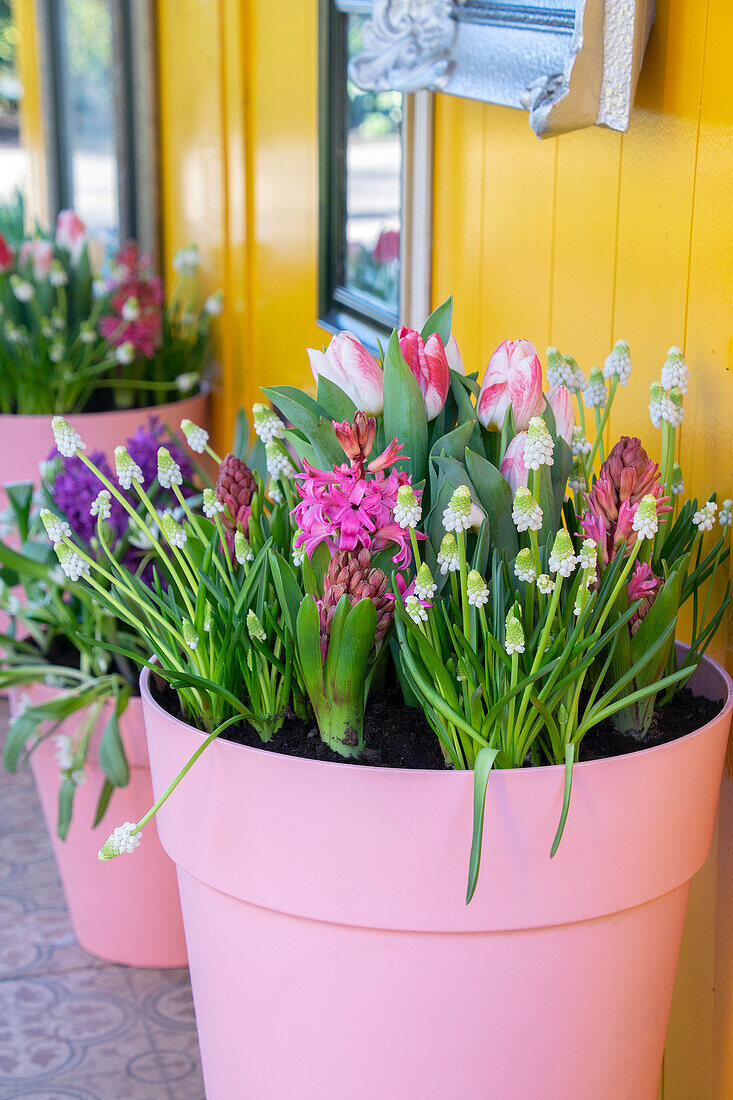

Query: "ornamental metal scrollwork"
<box><xmin>347</xmin><ymin>0</ymin><xmax>457</xmax><ymax>94</ymax></box>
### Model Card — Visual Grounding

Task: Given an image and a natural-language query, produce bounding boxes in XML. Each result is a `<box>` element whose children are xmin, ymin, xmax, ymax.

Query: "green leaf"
<box><xmin>93</xmin><ymin>780</ymin><xmax>115</xmax><ymax>828</ymax></box>
<box><xmin>550</xmin><ymin>438</ymin><xmax>573</xmax><ymax>527</ymax></box>
<box><xmin>421</xmin><ymin>295</ymin><xmax>453</xmax><ymax>346</ymax></box>
<box><xmin>316</xmin><ymin>376</ymin><xmax>358</xmax><ymax>423</ymax></box>
<box><xmin>263</xmin><ymin>385</ymin><xmax>342</xmax><ymax>468</ymax></box>
<box><xmin>464</xmin><ymin>448</ymin><xmax>519</xmax><ymax>558</ymax></box>
<box><xmin>269</xmin><ymin>550</ymin><xmax>305</xmax><ymax>637</ymax></box>
<box><xmin>382</xmin><ymin>330</ymin><xmax>428</xmax><ymax>485</ymax></box>
<box><xmin>550</xmin><ymin>744</ymin><xmax>574</xmax><ymax>858</ymax></box>
<box><xmin>466</xmin><ymin>746</ymin><xmax>501</xmax><ymax>904</ymax></box>
<box><xmin>98</xmin><ymin>695</ymin><xmax>130</xmax><ymax>788</ymax></box>
<box><xmin>231</xmin><ymin>408</ymin><xmax>251</xmax><ymax>459</ymax></box>
<box><xmin>57</xmin><ymin>779</ymin><xmax>75</xmax><ymax>840</ymax></box>
<box><xmin>430</xmin><ymin>420</ymin><xmax>475</xmax><ymax>463</ymax></box>
<box><xmin>296</xmin><ymin>596</ymin><xmax>324</xmax><ymax>698</ymax></box>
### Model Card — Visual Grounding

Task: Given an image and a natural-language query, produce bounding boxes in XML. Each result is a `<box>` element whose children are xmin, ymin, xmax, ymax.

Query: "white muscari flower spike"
<box><xmin>40</xmin><ymin>508</ymin><xmax>71</xmax><ymax>545</ymax></box>
<box><xmin>269</xmin><ymin>484</ymin><xmax>284</xmax><ymax>505</ymax></box>
<box><xmin>49</xmin><ymin>343</ymin><xmax>64</xmax><ymax>364</ymax></box>
<box><xmin>173</xmin><ymin>245</ymin><xmax>200</xmax><ymax>275</ymax></box>
<box><xmin>55</xmin><ymin>543</ymin><xmax>89</xmax><ymax>581</ymax></box>
<box><xmin>114</xmin><ymin>446</ymin><xmax>144</xmax><ymax>490</ymax></box>
<box><xmin>49</xmin><ymin>261</ymin><xmax>68</xmax><ymax>288</ymax></box>
<box><xmin>537</xmin><ymin>573</ymin><xmax>554</xmax><ymax>595</ymax></box>
<box><xmin>203</xmin><ymin>488</ymin><xmax>225</xmax><ymax>518</ymax></box>
<box><xmin>405</xmin><ymin>595</ymin><xmax>428</xmax><ymax>625</ymax></box>
<box><xmin>176</xmin><ymin>372</ymin><xmax>199</xmax><ymax>393</ymax></box>
<box><xmin>292</xmin><ymin>542</ymin><xmax>304</xmax><ymax>567</ymax></box>
<box><xmin>504</xmin><ymin>610</ymin><xmax>525</xmax><ymax>655</ymax></box>
<box><xmin>660</xmin><ymin>386</ymin><xmax>684</xmax><ymax>427</ymax></box>
<box><xmin>266</xmin><ymin>440</ymin><xmax>297</xmax><ymax>479</ymax></box>
<box><xmin>157</xmin><ymin>447</ymin><xmax>183</xmax><ymax>488</ymax></box>
<box><xmin>89</xmin><ymin>492</ymin><xmax>110</xmax><ymax>521</ymax></box>
<box><xmin>693</xmin><ymin>500</ymin><xmax>718</xmax><ymax>533</ymax></box>
<box><xmin>79</xmin><ymin>322</ymin><xmax>95</xmax><ymax>344</ymax></box>
<box><xmin>649</xmin><ymin>381</ymin><xmax>664</xmax><ymax>429</ymax></box>
<box><xmin>99</xmin><ymin>821</ymin><xmax>141</xmax><ymax>860</ymax></box>
<box><xmin>603</xmin><ymin>339</ymin><xmax>632</xmax><ymax>385</ymax></box>
<box><xmin>414</xmin><ymin>563</ymin><xmax>437</xmax><ymax>601</ymax></box>
<box><xmin>246</xmin><ymin>610</ymin><xmax>267</xmax><ymax>642</ymax></box>
<box><xmin>252</xmin><ymin>402</ymin><xmax>286</xmax><ymax>444</ymax></box>
<box><xmin>583</xmin><ymin>367</ymin><xmax>607</xmax><ymax>408</ymax></box>
<box><xmin>512</xmin><ymin>487</ymin><xmax>543</xmax><ymax>533</ymax></box>
<box><xmin>203</xmin><ymin>603</ymin><xmax>212</xmax><ymax>633</ymax></box>
<box><xmin>579</xmin><ymin>538</ymin><xmax>598</xmax><ymax>572</ymax></box>
<box><xmin>160</xmin><ymin>510</ymin><xmax>187</xmax><ymax>548</ymax></box>
<box><xmin>524</xmin><ymin>417</ymin><xmax>554</xmax><ymax>470</ymax></box>
<box><xmin>394</xmin><ymin>484</ymin><xmax>422</xmax><ymax>529</ymax></box>
<box><xmin>0</xmin><ymin>581</ymin><xmax>21</xmax><ymax>616</ymax></box>
<box><xmin>633</xmin><ymin>495</ymin><xmax>660</xmax><ymax>540</ymax></box>
<box><xmin>546</xmin><ymin>346</ymin><xmax>569</xmax><ymax>389</ymax></box>
<box><xmin>52</xmin><ymin>416</ymin><xmax>85</xmax><ymax>457</ymax></box>
<box><xmin>10</xmin><ymin>275</ymin><xmax>33</xmax><ymax>302</ymax></box>
<box><xmin>466</xmin><ymin>570</ymin><xmax>489</xmax><ymax>608</ymax></box>
<box><xmin>671</xmin><ymin>463</ymin><xmax>684</xmax><ymax>496</ymax></box>
<box><xmin>568</xmin><ymin>457</ymin><xmax>586</xmax><ymax>494</ymax></box>
<box><xmin>719</xmin><ymin>499</ymin><xmax>733</xmax><ymax>528</ymax></box>
<box><xmin>437</xmin><ymin>532</ymin><xmax>460</xmax><ymax>574</ymax></box>
<box><xmin>564</xmin><ymin>354</ymin><xmax>587</xmax><ymax>393</ymax></box>
<box><xmin>442</xmin><ymin>485</ymin><xmax>473</xmax><ymax>533</ymax></box>
<box><xmin>121</xmin><ymin>296</ymin><xmax>140</xmax><ymax>321</ymax></box>
<box><xmin>54</xmin><ymin>736</ymin><xmax>75</xmax><ymax>770</ymax></box>
<box><xmin>514</xmin><ymin>548</ymin><xmax>536</xmax><ymax>583</ymax></box>
<box><xmin>548</xmin><ymin>529</ymin><xmax>577</xmax><ymax>577</ymax></box>
<box><xmin>71</xmin><ymin>768</ymin><xmax>86</xmax><ymax>787</ymax></box>
<box><xmin>204</xmin><ymin>291</ymin><xmax>224</xmax><ymax>316</ymax></box>
<box><xmin>181</xmin><ymin>418</ymin><xmax>209</xmax><ymax>453</ymax></box>
<box><xmin>182</xmin><ymin>619</ymin><xmax>199</xmax><ymax>650</ymax></box>
<box><xmin>661</xmin><ymin>346</ymin><xmax>689</xmax><ymax>394</ymax></box>
<box><xmin>115</xmin><ymin>341</ymin><xmax>136</xmax><ymax>366</ymax></box>
<box><xmin>571</xmin><ymin>426</ymin><xmax>591</xmax><ymax>457</ymax></box>
<box><xmin>235</xmin><ymin>530</ymin><xmax>254</xmax><ymax>564</ymax></box>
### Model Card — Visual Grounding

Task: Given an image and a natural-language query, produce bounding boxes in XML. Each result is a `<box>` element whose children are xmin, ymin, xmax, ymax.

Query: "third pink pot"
<box><xmin>141</xmin><ymin>645</ymin><xmax>732</xmax><ymax>1099</ymax></box>
<box><xmin>11</xmin><ymin>683</ymin><xmax>187</xmax><ymax>968</ymax></box>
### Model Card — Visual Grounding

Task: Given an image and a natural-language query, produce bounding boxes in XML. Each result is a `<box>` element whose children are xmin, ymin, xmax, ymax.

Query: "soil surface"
<box><xmin>151</xmin><ymin>677</ymin><xmax>724</xmax><ymax>770</ymax></box>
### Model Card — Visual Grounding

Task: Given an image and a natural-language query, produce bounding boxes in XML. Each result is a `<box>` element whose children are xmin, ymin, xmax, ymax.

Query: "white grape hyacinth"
<box><xmin>583</xmin><ymin>368</ymin><xmax>607</xmax><ymax>409</ymax></box>
<box><xmin>514</xmin><ymin>548</ymin><xmax>536</xmax><ymax>584</ymax></box>
<box><xmin>55</xmin><ymin>543</ymin><xmax>90</xmax><ymax>581</ymax></box>
<box><xmin>393</xmin><ymin>484</ymin><xmax>422</xmax><ymax>530</ymax></box>
<box><xmin>114</xmin><ymin>446</ymin><xmax>144</xmax><ymax>490</ymax></box>
<box><xmin>90</xmin><ymin>490</ymin><xmax>112</xmax><ymax>521</ymax></box>
<box><xmin>157</xmin><ymin>447</ymin><xmax>183</xmax><ymax>488</ymax></box>
<box><xmin>512</xmin><ymin>487</ymin><xmax>542</xmax><ymax>533</ymax></box>
<box><xmin>693</xmin><ymin>500</ymin><xmax>718</xmax><ymax>533</ymax></box>
<box><xmin>719</xmin><ymin>499</ymin><xmax>733</xmax><ymax>528</ymax></box>
<box><xmin>405</xmin><ymin>595</ymin><xmax>428</xmax><ymax>625</ymax></box>
<box><xmin>99</xmin><ymin>821</ymin><xmax>141</xmax><ymax>860</ymax></box>
<box><xmin>603</xmin><ymin>339</ymin><xmax>632</xmax><ymax>385</ymax></box>
<box><xmin>632</xmin><ymin>495</ymin><xmax>660</xmax><ymax>540</ymax></box>
<box><xmin>442</xmin><ymin>485</ymin><xmax>473</xmax><ymax>533</ymax></box>
<box><xmin>548</xmin><ymin>530</ymin><xmax>577</xmax><ymax>577</ymax></box>
<box><xmin>661</xmin><ymin>346</ymin><xmax>689</xmax><ymax>394</ymax></box>
<box><xmin>203</xmin><ymin>488</ymin><xmax>225</xmax><ymax>518</ymax></box>
<box><xmin>252</xmin><ymin>402</ymin><xmax>286</xmax><ymax>445</ymax></box>
<box><xmin>181</xmin><ymin>418</ymin><xmax>209</xmax><ymax>453</ymax></box>
<box><xmin>40</xmin><ymin>509</ymin><xmax>71</xmax><ymax>545</ymax></box>
<box><xmin>524</xmin><ymin>417</ymin><xmax>554</xmax><ymax>470</ymax></box>
<box><xmin>466</xmin><ymin>570</ymin><xmax>489</xmax><ymax>608</ymax></box>
<box><xmin>437</xmin><ymin>533</ymin><xmax>460</xmax><ymax>574</ymax></box>
<box><xmin>52</xmin><ymin>416</ymin><xmax>85</xmax><ymax>457</ymax></box>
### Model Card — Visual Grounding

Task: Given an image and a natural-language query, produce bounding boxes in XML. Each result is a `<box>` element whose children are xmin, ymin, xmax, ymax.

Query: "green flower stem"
<box><xmin>506</xmin><ymin>651</ymin><xmax>519</xmax><ymax>761</ymax></box>
<box><xmin>171</xmin><ymin>483</ymin><xmax>236</xmax><ymax>598</ymax></box>
<box><xmin>529</xmin><ymin>527</ymin><xmax>542</xmax><ymax>580</ymax></box>
<box><xmin>75</xmin><ymin>450</ymin><xmax>166</xmax><ymax>558</ymax></box>
<box><xmin>586</xmin><ymin>376</ymin><xmax>618</xmax><ymax>473</ymax></box>
<box><xmin>595</xmin><ymin>539</ymin><xmax>643</xmax><ymax>634</ymax></box>
<box><xmin>575</xmin><ymin>393</ymin><xmax>586</xmax><ymax>437</ymax></box>
<box><xmin>214</xmin><ymin>515</ymin><xmax>234</xmax><ymax>573</ymax></box>
<box><xmin>456</xmin><ymin>529</ymin><xmax>470</xmax><ymax>639</ymax></box>
<box><xmin>514</xmin><ymin>576</ymin><xmax>564</xmax><ymax>739</ymax></box>
<box><xmin>409</xmin><ymin>527</ymin><xmax>422</xmax><ymax>570</ymax></box>
<box><xmin>133</xmin><ymin>483</ymin><xmax>197</xmax><ymax>613</ymax></box>
<box><xmin>205</xmin><ymin>443</ymin><xmax>222</xmax><ymax>465</ymax></box>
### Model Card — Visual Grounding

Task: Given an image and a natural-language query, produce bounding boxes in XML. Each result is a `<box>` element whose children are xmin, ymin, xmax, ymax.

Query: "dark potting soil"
<box><xmin>152</xmin><ymin>676</ymin><xmax>725</xmax><ymax>771</ymax></box>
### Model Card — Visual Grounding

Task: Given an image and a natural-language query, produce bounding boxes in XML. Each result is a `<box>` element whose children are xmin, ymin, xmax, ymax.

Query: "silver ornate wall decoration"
<box><xmin>345</xmin><ymin>0</ymin><xmax>656</xmax><ymax>138</ymax></box>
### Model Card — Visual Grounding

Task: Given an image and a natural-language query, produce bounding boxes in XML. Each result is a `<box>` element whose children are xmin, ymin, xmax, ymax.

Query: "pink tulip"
<box><xmin>308</xmin><ymin>332</ymin><xmax>384</xmax><ymax>416</ymax></box>
<box><xmin>546</xmin><ymin>384</ymin><xmax>574</xmax><ymax>445</ymax></box>
<box><xmin>477</xmin><ymin>339</ymin><xmax>545</xmax><ymax>432</ymax></box>
<box><xmin>445</xmin><ymin>333</ymin><xmax>465</xmax><ymax>375</ymax></box>
<box><xmin>0</xmin><ymin>232</ymin><xmax>13</xmax><ymax>273</ymax></box>
<box><xmin>500</xmin><ymin>432</ymin><xmax>529</xmax><ymax>493</ymax></box>
<box><xmin>398</xmin><ymin>325</ymin><xmax>450</xmax><ymax>420</ymax></box>
<box><xmin>55</xmin><ymin>209</ymin><xmax>87</xmax><ymax>263</ymax></box>
<box><xmin>19</xmin><ymin>239</ymin><xmax>53</xmax><ymax>281</ymax></box>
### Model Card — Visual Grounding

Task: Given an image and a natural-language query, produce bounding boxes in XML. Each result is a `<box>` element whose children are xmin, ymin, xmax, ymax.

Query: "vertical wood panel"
<box><xmin>12</xmin><ymin>0</ymin><xmax>48</xmax><ymax>224</ymax></box>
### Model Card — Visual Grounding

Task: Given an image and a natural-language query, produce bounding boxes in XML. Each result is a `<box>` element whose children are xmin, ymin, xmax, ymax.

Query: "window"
<box><xmin>0</xmin><ymin>0</ymin><xmax>26</xmax><ymax>205</ymax></box>
<box><xmin>319</xmin><ymin>0</ymin><xmax>432</xmax><ymax>342</ymax></box>
<box><xmin>37</xmin><ymin>0</ymin><xmax>158</xmax><ymax>253</ymax></box>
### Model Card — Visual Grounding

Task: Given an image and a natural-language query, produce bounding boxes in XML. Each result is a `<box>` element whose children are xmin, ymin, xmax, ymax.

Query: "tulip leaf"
<box><xmin>466</xmin><ymin>745</ymin><xmax>501</xmax><ymax>904</ymax></box>
<box><xmin>464</xmin><ymin>449</ymin><xmax>518</xmax><ymax>558</ymax></box>
<box><xmin>263</xmin><ymin>385</ymin><xmax>342</xmax><ymax>468</ymax></box>
<box><xmin>450</xmin><ymin>372</ymin><xmax>483</xmax><ymax>452</ymax></box>
<box><xmin>430</xmin><ymin>420</ymin><xmax>475</xmax><ymax>463</ymax></box>
<box><xmin>421</xmin><ymin>294</ymin><xmax>453</xmax><ymax>346</ymax></box>
<box><xmin>550</xmin><ymin>437</ymin><xmax>573</xmax><ymax>527</ymax></box>
<box><xmin>382</xmin><ymin>330</ymin><xmax>428</xmax><ymax>485</ymax></box>
<box><xmin>316</xmin><ymin>376</ymin><xmax>358</xmax><ymax>424</ymax></box>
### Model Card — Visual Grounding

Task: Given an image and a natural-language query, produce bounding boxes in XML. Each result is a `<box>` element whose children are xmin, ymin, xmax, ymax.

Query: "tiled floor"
<box><xmin>0</xmin><ymin>700</ymin><xmax>205</xmax><ymax>1100</ymax></box>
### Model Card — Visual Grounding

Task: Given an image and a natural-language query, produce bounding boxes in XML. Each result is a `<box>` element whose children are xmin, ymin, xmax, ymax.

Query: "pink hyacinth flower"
<box><xmin>0</xmin><ymin>232</ymin><xmax>13</xmax><ymax>273</ymax></box>
<box><xmin>55</xmin><ymin>210</ymin><xmax>87</xmax><ymax>263</ymax></box>
<box><xmin>546</xmin><ymin>384</ymin><xmax>574</xmax><ymax>445</ymax></box>
<box><xmin>477</xmin><ymin>339</ymin><xmax>545</xmax><ymax>432</ymax></box>
<box><xmin>500</xmin><ymin>432</ymin><xmax>530</xmax><ymax>494</ymax></box>
<box><xmin>19</xmin><ymin>239</ymin><xmax>53</xmax><ymax>281</ymax></box>
<box><xmin>398</xmin><ymin>325</ymin><xmax>450</xmax><ymax>421</ymax></box>
<box><xmin>308</xmin><ymin>332</ymin><xmax>384</xmax><ymax>416</ymax></box>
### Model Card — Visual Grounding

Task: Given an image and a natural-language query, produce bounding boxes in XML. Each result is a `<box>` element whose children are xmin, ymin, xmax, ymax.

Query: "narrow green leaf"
<box><xmin>466</xmin><ymin>746</ymin><xmax>501</xmax><ymax>904</ymax></box>
<box><xmin>296</xmin><ymin>596</ymin><xmax>324</xmax><ymax>698</ymax></box>
<box><xmin>465</xmin><ymin>448</ymin><xmax>519</xmax><ymax>558</ymax></box>
<box><xmin>57</xmin><ymin>779</ymin><xmax>75</xmax><ymax>840</ymax></box>
<box><xmin>93</xmin><ymin>779</ymin><xmax>115</xmax><ymax>828</ymax></box>
<box><xmin>99</xmin><ymin>699</ymin><xmax>130</xmax><ymax>788</ymax></box>
<box><xmin>550</xmin><ymin>744</ymin><xmax>574</xmax><ymax>858</ymax></box>
<box><xmin>420</xmin><ymin>295</ymin><xmax>453</xmax><ymax>345</ymax></box>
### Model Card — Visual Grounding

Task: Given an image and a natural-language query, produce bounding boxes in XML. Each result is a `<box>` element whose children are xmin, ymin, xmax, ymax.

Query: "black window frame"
<box><xmin>318</xmin><ymin>0</ymin><xmax>402</xmax><ymax>345</ymax></box>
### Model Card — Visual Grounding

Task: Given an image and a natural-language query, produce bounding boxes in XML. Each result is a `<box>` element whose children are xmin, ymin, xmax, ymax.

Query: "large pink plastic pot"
<box><xmin>141</xmin><ymin>646</ymin><xmax>733</xmax><ymax>1100</ymax></box>
<box><xmin>10</xmin><ymin>682</ymin><xmax>187</xmax><ymax>967</ymax></box>
<box><xmin>0</xmin><ymin>388</ymin><xmax>209</xmax><ymax>507</ymax></box>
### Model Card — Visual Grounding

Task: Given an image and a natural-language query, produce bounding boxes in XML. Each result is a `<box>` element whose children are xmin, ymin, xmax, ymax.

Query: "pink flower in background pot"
<box><xmin>19</xmin><ymin>239</ymin><xmax>53</xmax><ymax>281</ymax></box>
<box><xmin>308</xmin><ymin>333</ymin><xmax>384</xmax><ymax>416</ymax></box>
<box><xmin>546</xmin><ymin>384</ymin><xmax>574</xmax><ymax>444</ymax></box>
<box><xmin>445</xmin><ymin>333</ymin><xmax>465</xmax><ymax>375</ymax></box>
<box><xmin>477</xmin><ymin>339</ymin><xmax>545</xmax><ymax>432</ymax></box>
<box><xmin>373</xmin><ymin>228</ymin><xmax>400</xmax><ymax>264</ymax></box>
<box><xmin>55</xmin><ymin>209</ymin><xmax>87</xmax><ymax>263</ymax></box>
<box><xmin>398</xmin><ymin>326</ymin><xmax>450</xmax><ymax>420</ymax></box>
<box><xmin>0</xmin><ymin>232</ymin><xmax>13</xmax><ymax>273</ymax></box>
<box><xmin>500</xmin><ymin>431</ymin><xmax>529</xmax><ymax>493</ymax></box>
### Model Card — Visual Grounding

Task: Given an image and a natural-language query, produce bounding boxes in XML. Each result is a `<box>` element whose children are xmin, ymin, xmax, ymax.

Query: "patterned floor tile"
<box><xmin>0</xmin><ymin>700</ymin><xmax>206</xmax><ymax>1098</ymax></box>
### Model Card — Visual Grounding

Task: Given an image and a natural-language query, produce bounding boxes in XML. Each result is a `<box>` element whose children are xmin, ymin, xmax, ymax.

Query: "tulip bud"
<box><xmin>308</xmin><ymin>332</ymin><xmax>384</xmax><ymax>416</ymax></box>
<box><xmin>0</xmin><ymin>231</ymin><xmax>13</xmax><ymax>273</ymax></box>
<box><xmin>500</xmin><ymin>432</ymin><xmax>529</xmax><ymax>494</ymax></box>
<box><xmin>546</xmin><ymin>384</ymin><xmax>574</xmax><ymax>445</ymax></box>
<box><xmin>444</xmin><ymin>333</ymin><xmax>465</xmax><ymax>375</ymax></box>
<box><xmin>477</xmin><ymin>339</ymin><xmax>545</xmax><ymax>432</ymax></box>
<box><xmin>398</xmin><ymin>326</ymin><xmax>450</xmax><ymax>420</ymax></box>
<box><xmin>55</xmin><ymin>210</ymin><xmax>87</xmax><ymax>263</ymax></box>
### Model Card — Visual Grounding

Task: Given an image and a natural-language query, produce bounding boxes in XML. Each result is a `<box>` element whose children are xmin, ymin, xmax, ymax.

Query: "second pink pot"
<box><xmin>141</xmin><ymin>647</ymin><xmax>732</xmax><ymax>1099</ymax></box>
<box><xmin>11</xmin><ymin>683</ymin><xmax>187</xmax><ymax>967</ymax></box>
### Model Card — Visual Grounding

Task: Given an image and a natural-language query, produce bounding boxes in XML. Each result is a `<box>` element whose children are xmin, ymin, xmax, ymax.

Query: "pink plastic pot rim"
<box><xmin>140</xmin><ymin>643</ymin><xmax>733</xmax><ymax>781</ymax></box>
<box><xmin>0</xmin><ymin>382</ymin><xmax>209</xmax><ymax>427</ymax></box>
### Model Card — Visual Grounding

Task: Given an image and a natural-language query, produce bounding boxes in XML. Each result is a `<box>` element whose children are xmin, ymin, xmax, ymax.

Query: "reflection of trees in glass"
<box><xmin>63</xmin><ymin>0</ymin><xmax>113</xmax><ymax>144</ymax></box>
